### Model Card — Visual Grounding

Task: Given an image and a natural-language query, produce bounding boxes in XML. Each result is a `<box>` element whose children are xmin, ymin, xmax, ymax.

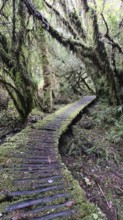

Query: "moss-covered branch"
<box><xmin>44</xmin><ymin>0</ymin><xmax>80</xmax><ymax>39</ymax></box>
<box><xmin>23</xmin><ymin>0</ymin><xmax>102</xmax><ymax>68</ymax></box>
<box><xmin>82</xmin><ymin>0</ymin><xmax>121</xmax><ymax>105</ymax></box>
<box><xmin>101</xmin><ymin>13</ymin><xmax>123</xmax><ymax>54</ymax></box>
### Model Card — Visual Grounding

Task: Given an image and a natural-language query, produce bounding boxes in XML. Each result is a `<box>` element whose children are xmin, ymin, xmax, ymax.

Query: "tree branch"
<box><xmin>101</xmin><ymin>13</ymin><xmax>109</xmax><ymax>35</ymax></box>
<box><xmin>12</xmin><ymin>0</ymin><xmax>16</xmax><ymax>46</ymax></box>
<box><xmin>101</xmin><ymin>13</ymin><xmax>123</xmax><ymax>54</ymax></box>
<box><xmin>44</xmin><ymin>0</ymin><xmax>80</xmax><ymax>39</ymax></box>
<box><xmin>0</xmin><ymin>77</ymin><xmax>17</xmax><ymax>93</ymax></box>
<box><xmin>0</xmin><ymin>0</ymin><xmax>9</xmax><ymax>14</ymax></box>
<box><xmin>23</xmin><ymin>0</ymin><xmax>107</xmax><ymax>77</ymax></box>
<box><xmin>23</xmin><ymin>0</ymin><xmax>93</xmax><ymax>54</ymax></box>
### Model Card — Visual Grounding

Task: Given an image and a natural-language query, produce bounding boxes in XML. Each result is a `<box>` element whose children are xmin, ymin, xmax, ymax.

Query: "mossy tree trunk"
<box><xmin>38</xmin><ymin>27</ymin><xmax>53</xmax><ymax>112</ymax></box>
<box><xmin>82</xmin><ymin>0</ymin><xmax>120</xmax><ymax>105</ymax></box>
<box><xmin>0</xmin><ymin>0</ymin><xmax>37</xmax><ymax>121</ymax></box>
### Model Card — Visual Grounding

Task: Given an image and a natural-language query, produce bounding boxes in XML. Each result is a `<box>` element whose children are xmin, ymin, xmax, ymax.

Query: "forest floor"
<box><xmin>0</xmin><ymin>100</ymin><xmax>123</xmax><ymax>220</ymax></box>
<box><xmin>59</xmin><ymin>101</ymin><xmax>123</xmax><ymax>220</ymax></box>
<box><xmin>0</xmin><ymin>107</ymin><xmax>45</xmax><ymax>145</ymax></box>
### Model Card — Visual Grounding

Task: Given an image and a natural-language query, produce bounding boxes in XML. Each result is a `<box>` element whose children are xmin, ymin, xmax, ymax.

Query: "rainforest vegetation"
<box><xmin>1</xmin><ymin>0</ymin><xmax>123</xmax><ymax>219</ymax></box>
<box><xmin>1</xmin><ymin>0</ymin><xmax>123</xmax><ymax>120</ymax></box>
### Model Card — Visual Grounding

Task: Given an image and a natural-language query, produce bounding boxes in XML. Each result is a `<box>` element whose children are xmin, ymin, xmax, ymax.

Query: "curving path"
<box><xmin>0</xmin><ymin>96</ymin><xmax>106</xmax><ymax>219</ymax></box>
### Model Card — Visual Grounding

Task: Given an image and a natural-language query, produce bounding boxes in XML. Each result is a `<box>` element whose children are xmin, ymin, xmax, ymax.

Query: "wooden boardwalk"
<box><xmin>0</xmin><ymin>96</ymin><xmax>106</xmax><ymax>219</ymax></box>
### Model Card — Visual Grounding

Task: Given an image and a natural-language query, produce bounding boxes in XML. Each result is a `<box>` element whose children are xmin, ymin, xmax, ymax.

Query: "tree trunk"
<box><xmin>38</xmin><ymin>27</ymin><xmax>53</xmax><ymax>112</ymax></box>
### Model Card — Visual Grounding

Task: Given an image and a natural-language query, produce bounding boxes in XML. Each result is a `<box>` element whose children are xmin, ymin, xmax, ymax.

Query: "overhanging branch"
<box><xmin>44</xmin><ymin>0</ymin><xmax>79</xmax><ymax>39</ymax></box>
<box><xmin>101</xmin><ymin>13</ymin><xmax>123</xmax><ymax>54</ymax></box>
<box><xmin>23</xmin><ymin>0</ymin><xmax>92</xmax><ymax>54</ymax></box>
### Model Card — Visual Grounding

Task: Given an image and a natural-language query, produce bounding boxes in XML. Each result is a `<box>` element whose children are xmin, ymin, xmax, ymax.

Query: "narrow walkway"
<box><xmin>0</xmin><ymin>96</ymin><xmax>106</xmax><ymax>219</ymax></box>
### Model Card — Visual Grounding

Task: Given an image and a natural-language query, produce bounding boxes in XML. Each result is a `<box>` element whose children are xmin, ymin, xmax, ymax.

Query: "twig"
<box><xmin>114</xmin><ymin>208</ymin><xmax>118</xmax><ymax>220</ymax></box>
<box><xmin>114</xmin><ymin>186</ymin><xmax>123</xmax><ymax>194</ymax></box>
<box><xmin>97</xmin><ymin>183</ymin><xmax>112</xmax><ymax>209</ymax></box>
<box><xmin>101</xmin><ymin>13</ymin><xmax>109</xmax><ymax>36</ymax></box>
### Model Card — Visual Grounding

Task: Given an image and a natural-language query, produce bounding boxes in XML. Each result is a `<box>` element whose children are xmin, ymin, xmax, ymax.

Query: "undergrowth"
<box><xmin>60</xmin><ymin>101</ymin><xmax>123</xmax><ymax>220</ymax></box>
<box><xmin>90</xmin><ymin>101</ymin><xmax>123</xmax><ymax>143</ymax></box>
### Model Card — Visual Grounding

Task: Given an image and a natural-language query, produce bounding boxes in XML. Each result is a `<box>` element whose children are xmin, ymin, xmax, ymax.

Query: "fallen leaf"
<box><xmin>92</xmin><ymin>213</ymin><xmax>98</xmax><ymax>219</ymax></box>
<box><xmin>65</xmin><ymin>201</ymin><xmax>75</xmax><ymax>207</ymax></box>
<box><xmin>48</xmin><ymin>156</ymin><xmax>51</xmax><ymax>163</ymax></box>
<box><xmin>48</xmin><ymin>179</ymin><xmax>53</xmax><ymax>183</ymax></box>
<box><xmin>6</xmin><ymin>159</ymin><xmax>12</xmax><ymax>164</ymax></box>
<box><xmin>84</xmin><ymin>177</ymin><xmax>92</xmax><ymax>186</ymax></box>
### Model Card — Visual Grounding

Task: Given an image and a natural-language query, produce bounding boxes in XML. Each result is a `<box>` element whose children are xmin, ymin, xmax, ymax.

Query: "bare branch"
<box><xmin>102</xmin><ymin>0</ymin><xmax>106</xmax><ymax>13</ymax></box>
<box><xmin>101</xmin><ymin>13</ymin><xmax>109</xmax><ymax>36</ymax></box>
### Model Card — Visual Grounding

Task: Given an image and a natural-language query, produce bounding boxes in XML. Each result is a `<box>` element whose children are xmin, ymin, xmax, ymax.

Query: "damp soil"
<box><xmin>59</xmin><ymin>102</ymin><xmax>123</xmax><ymax>220</ymax></box>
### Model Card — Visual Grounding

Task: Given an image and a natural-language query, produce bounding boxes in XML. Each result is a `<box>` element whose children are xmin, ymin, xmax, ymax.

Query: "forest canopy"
<box><xmin>1</xmin><ymin>0</ymin><xmax>123</xmax><ymax>120</ymax></box>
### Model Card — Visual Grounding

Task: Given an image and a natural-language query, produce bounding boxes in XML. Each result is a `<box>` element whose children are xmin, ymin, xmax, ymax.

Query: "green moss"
<box><xmin>32</xmin><ymin>98</ymin><xmax>85</xmax><ymax>130</ymax></box>
<box><xmin>0</xmin><ymin>128</ymin><xmax>31</xmax><ymax>212</ymax></box>
<box><xmin>0</xmin><ymin>202</ymin><xmax>10</xmax><ymax>213</ymax></box>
